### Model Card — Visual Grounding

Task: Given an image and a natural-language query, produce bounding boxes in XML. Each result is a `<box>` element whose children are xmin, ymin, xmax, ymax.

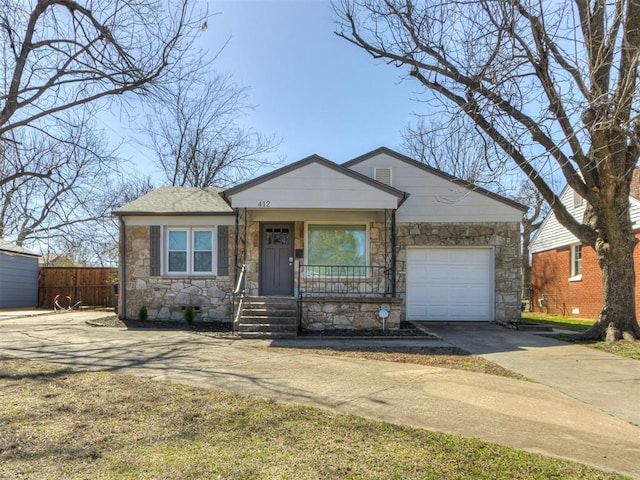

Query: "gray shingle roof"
<box><xmin>0</xmin><ymin>239</ymin><xmax>40</xmax><ymax>256</ymax></box>
<box><xmin>113</xmin><ymin>187</ymin><xmax>233</xmax><ymax>216</ymax></box>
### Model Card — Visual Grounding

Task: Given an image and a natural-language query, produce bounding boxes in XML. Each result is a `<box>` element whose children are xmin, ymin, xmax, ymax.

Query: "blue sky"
<box><xmin>206</xmin><ymin>0</ymin><xmax>420</xmax><ymax>164</ymax></box>
<box><xmin>108</xmin><ymin>0</ymin><xmax>424</xmax><ymax>176</ymax></box>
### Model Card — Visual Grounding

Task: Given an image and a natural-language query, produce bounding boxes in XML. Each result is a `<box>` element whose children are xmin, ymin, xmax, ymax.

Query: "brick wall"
<box><xmin>531</xmin><ymin>233</ymin><xmax>640</xmax><ymax>319</ymax></box>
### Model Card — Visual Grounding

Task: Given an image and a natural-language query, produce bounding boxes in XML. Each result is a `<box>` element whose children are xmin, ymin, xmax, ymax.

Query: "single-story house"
<box><xmin>530</xmin><ymin>172</ymin><xmax>640</xmax><ymax>319</ymax></box>
<box><xmin>0</xmin><ymin>239</ymin><xmax>41</xmax><ymax>308</ymax></box>
<box><xmin>114</xmin><ymin>147</ymin><xmax>525</xmax><ymax>335</ymax></box>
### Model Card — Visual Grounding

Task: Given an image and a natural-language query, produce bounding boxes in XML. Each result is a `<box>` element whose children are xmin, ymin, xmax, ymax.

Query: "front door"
<box><xmin>260</xmin><ymin>223</ymin><xmax>294</xmax><ymax>296</ymax></box>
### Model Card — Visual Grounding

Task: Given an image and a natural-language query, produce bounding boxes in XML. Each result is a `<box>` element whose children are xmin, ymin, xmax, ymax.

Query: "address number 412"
<box><xmin>258</xmin><ymin>201</ymin><xmax>271</xmax><ymax>207</ymax></box>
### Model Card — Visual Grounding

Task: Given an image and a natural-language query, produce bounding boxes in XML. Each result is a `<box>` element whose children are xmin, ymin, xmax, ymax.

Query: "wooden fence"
<box><xmin>39</xmin><ymin>267</ymin><xmax>117</xmax><ymax>308</ymax></box>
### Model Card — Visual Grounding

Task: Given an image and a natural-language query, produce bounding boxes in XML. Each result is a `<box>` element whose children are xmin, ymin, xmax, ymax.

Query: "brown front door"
<box><xmin>260</xmin><ymin>223</ymin><xmax>294</xmax><ymax>296</ymax></box>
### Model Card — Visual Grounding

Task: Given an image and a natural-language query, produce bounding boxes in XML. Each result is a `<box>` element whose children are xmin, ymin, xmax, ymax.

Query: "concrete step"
<box><xmin>237</xmin><ymin>322</ymin><xmax>298</xmax><ymax>332</ymax></box>
<box><xmin>239</xmin><ymin>316</ymin><xmax>297</xmax><ymax>325</ymax></box>
<box><xmin>237</xmin><ymin>330</ymin><xmax>297</xmax><ymax>339</ymax></box>
<box><xmin>236</xmin><ymin>296</ymin><xmax>299</xmax><ymax>338</ymax></box>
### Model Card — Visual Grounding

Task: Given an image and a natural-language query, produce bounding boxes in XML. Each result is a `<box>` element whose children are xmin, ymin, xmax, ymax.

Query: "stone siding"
<box><xmin>121</xmin><ymin>225</ymin><xmax>234</xmax><ymax>321</ymax></box>
<box><xmin>395</xmin><ymin>222</ymin><xmax>522</xmax><ymax>323</ymax></box>
<box><xmin>301</xmin><ymin>297</ymin><xmax>402</xmax><ymax>330</ymax></box>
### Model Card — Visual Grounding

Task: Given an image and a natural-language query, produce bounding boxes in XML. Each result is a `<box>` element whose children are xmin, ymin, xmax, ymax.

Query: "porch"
<box><xmin>233</xmin><ymin>264</ymin><xmax>402</xmax><ymax>338</ymax></box>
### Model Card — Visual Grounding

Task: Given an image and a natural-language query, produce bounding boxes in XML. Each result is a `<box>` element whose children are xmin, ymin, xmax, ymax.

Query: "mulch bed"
<box><xmin>299</xmin><ymin>321</ymin><xmax>433</xmax><ymax>337</ymax></box>
<box><xmin>87</xmin><ymin>316</ymin><xmax>234</xmax><ymax>333</ymax></box>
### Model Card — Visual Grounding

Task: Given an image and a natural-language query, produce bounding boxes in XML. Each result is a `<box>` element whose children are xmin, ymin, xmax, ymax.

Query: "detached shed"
<box><xmin>0</xmin><ymin>239</ymin><xmax>41</xmax><ymax>308</ymax></box>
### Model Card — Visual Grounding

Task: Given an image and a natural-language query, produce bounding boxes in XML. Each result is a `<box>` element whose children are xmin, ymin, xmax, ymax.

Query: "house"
<box><xmin>114</xmin><ymin>147</ymin><xmax>525</xmax><ymax>333</ymax></box>
<box><xmin>0</xmin><ymin>239</ymin><xmax>41</xmax><ymax>308</ymax></box>
<box><xmin>530</xmin><ymin>175</ymin><xmax>640</xmax><ymax>319</ymax></box>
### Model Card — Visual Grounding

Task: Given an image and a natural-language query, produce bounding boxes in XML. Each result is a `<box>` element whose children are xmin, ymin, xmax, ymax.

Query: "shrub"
<box><xmin>184</xmin><ymin>306</ymin><xmax>195</xmax><ymax>325</ymax></box>
<box><xmin>138</xmin><ymin>305</ymin><xmax>148</xmax><ymax>322</ymax></box>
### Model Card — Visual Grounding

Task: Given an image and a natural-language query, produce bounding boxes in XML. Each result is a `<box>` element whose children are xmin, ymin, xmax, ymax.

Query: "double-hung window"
<box><xmin>570</xmin><ymin>244</ymin><xmax>582</xmax><ymax>280</ymax></box>
<box><xmin>167</xmin><ymin>228</ymin><xmax>214</xmax><ymax>275</ymax></box>
<box><xmin>307</xmin><ymin>224</ymin><xmax>367</xmax><ymax>276</ymax></box>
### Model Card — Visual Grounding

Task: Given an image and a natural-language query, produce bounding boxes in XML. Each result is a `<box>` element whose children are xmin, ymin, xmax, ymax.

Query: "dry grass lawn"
<box><xmin>266</xmin><ymin>346</ymin><xmax>527</xmax><ymax>379</ymax></box>
<box><xmin>0</xmin><ymin>356</ymin><xmax>626</xmax><ymax>480</ymax></box>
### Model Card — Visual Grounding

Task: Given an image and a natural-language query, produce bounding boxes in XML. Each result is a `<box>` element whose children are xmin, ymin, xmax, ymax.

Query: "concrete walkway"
<box><xmin>0</xmin><ymin>311</ymin><xmax>639</xmax><ymax>478</ymax></box>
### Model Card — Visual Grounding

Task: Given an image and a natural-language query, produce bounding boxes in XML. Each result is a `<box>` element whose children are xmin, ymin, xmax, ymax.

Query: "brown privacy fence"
<box><xmin>39</xmin><ymin>267</ymin><xmax>117</xmax><ymax>308</ymax></box>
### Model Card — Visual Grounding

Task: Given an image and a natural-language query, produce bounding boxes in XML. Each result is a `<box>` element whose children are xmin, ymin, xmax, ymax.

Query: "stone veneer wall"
<box><xmin>395</xmin><ymin>222</ymin><xmax>522</xmax><ymax>323</ymax></box>
<box><xmin>121</xmin><ymin>225</ymin><xmax>235</xmax><ymax>321</ymax></box>
<box><xmin>301</xmin><ymin>297</ymin><xmax>402</xmax><ymax>330</ymax></box>
<box><xmin>242</xmin><ymin>220</ymin><xmax>389</xmax><ymax>297</ymax></box>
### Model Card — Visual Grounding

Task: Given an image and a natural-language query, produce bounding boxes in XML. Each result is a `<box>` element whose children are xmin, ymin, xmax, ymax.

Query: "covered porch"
<box><xmin>220</xmin><ymin>155</ymin><xmax>408</xmax><ymax>335</ymax></box>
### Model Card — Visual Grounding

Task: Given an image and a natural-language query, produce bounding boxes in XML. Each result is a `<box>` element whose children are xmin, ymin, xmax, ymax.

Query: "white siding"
<box><xmin>228</xmin><ymin>162</ymin><xmax>400</xmax><ymax>210</ymax></box>
<box><xmin>122</xmin><ymin>215</ymin><xmax>235</xmax><ymax>227</ymax></box>
<box><xmin>530</xmin><ymin>188</ymin><xmax>640</xmax><ymax>253</ymax></box>
<box><xmin>347</xmin><ymin>152</ymin><xmax>523</xmax><ymax>222</ymax></box>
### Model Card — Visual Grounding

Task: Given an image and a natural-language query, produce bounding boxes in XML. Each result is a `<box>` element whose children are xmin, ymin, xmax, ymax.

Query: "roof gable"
<box><xmin>222</xmin><ymin>154</ymin><xmax>408</xmax><ymax>210</ymax></box>
<box><xmin>344</xmin><ymin>147</ymin><xmax>527</xmax><ymax>212</ymax></box>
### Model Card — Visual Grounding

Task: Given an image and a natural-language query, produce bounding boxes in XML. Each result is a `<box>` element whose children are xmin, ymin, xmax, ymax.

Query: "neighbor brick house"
<box><xmin>530</xmin><ymin>172</ymin><xmax>640</xmax><ymax>319</ymax></box>
<box><xmin>114</xmin><ymin>147</ymin><xmax>525</xmax><ymax>334</ymax></box>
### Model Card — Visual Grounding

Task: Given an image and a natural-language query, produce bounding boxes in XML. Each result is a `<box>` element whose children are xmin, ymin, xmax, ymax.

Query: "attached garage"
<box><xmin>406</xmin><ymin>247</ymin><xmax>494</xmax><ymax>321</ymax></box>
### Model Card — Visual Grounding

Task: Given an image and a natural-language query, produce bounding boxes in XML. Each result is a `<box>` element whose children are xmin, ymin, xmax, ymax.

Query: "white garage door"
<box><xmin>406</xmin><ymin>248</ymin><xmax>493</xmax><ymax>321</ymax></box>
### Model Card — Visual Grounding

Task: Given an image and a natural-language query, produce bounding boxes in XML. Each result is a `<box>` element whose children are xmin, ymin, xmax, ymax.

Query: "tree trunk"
<box><xmin>577</xmin><ymin>219</ymin><xmax>640</xmax><ymax>341</ymax></box>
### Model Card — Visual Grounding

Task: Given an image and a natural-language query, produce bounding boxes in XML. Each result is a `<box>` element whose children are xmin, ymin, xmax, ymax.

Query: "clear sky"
<box><xmin>107</xmin><ymin>0</ymin><xmax>426</xmax><ymax>177</ymax></box>
<box><xmin>205</xmin><ymin>0</ymin><xmax>421</xmax><ymax>164</ymax></box>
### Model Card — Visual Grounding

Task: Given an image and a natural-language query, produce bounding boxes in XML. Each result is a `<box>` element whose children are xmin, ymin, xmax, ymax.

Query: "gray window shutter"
<box><xmin>150</xmin><ymin>226</ymin><xmax>161</xmax><ymax>276</ymax></box>
<box><xmin>217</xmin><ymin>225</ymin><xmax>229</xmax><ymax>276</ymax></box>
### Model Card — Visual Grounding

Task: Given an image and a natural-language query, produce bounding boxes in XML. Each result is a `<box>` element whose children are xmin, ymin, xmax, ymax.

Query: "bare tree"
<box><xmin>335</xmin><ymin>0</ymin><xmax>640</xmax><ymax>340</ymax></box>
<box><xmin>144</xmin><ymin>73</ymin><xmax>280</xmax><ymax>188</ymax></box>
<box><xmin>403</xmin><ymin>116</ymin><xmax>511</xmax><ymax>188</ymax></box>
<box><xmin>402</xmin><ymin>116</ymin><xmax>548</xmax><ymax>304</ymax></box>
<box><xmin>0</xmin><ymin>0</ymin><xmax>202</xmax><ymax>151</ymax></box>
<box><xmin>53</xmin><ymin>173</ymin><xmax>157</xmax><ymax>267</ymax></box>
<box><xmin>0</xmin><ymin>113</ymin><xmax>121</xmax><ymax>248</ymax></box>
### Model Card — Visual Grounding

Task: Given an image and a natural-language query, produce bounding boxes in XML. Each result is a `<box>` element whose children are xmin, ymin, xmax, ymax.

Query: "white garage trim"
<box><xmin>406</xmin><ymin>247</ymin><xmax>494</xmax><ymax>322</ymax></box>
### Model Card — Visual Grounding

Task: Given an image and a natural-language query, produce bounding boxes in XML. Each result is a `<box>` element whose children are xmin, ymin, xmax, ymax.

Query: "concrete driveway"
<box><xmin>1</xmin><ymin>311</ymin><xmax>639</xmax><ymax>478</ymax></box>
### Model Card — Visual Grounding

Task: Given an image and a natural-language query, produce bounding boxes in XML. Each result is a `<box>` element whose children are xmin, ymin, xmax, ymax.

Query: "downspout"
<box><xmin>234</xmin><ymin>208</ymin><xmax>239</xmax><ymax>285</ymax></box>
<box><xmin>243</xmin><ymin>208</ymin><xmax>247</xmax><ymax>265</ymax></box>
<box><xmin>119</xmin><ymin>216</ymin><xmax>127</xmax><ymax>319</ymax></box>
<box><xmin>391</xmin><ymin>209</ymin><xmax>397</xmax><ymax>298</ymax></box>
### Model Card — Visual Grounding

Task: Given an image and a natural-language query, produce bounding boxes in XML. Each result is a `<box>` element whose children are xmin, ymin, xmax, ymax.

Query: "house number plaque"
<box><xmin>258</xmin><ymin>201</ymin><xmax>271</xmax><ymax>207</ymax></box>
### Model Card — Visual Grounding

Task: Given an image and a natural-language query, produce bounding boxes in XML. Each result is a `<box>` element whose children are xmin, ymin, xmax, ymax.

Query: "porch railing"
<box><xmin>232</xmin><ymin>264</ymin><xmax>246</xmax><ymax>332</ymax></box>
<box><xmin>297</xmin><ymin>264</ymin><xmax>393</xmax><ymax>297</ymax></box>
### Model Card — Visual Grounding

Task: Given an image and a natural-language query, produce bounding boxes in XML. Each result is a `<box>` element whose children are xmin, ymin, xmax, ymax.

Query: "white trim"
<box><xmin>165</xmin><ymin>226</ymin><xmax>216</xmax><ymax>276</ymax></box>
<box><xmin>122</xmin><ymin>215</ymin><xmax>234</xmax><ymax>227</ymax></box>
<box><xmin>569</xmin><ymin>243</ymin><xmax>582</xmax><ymax>280</ymax></box>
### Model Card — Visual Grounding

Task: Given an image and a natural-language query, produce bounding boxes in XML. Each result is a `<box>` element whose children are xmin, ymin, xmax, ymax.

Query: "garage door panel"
<box><xmin>406</xmin><ymin>248</ymin><xmax>493</xmax><ymax>322</ymax></box>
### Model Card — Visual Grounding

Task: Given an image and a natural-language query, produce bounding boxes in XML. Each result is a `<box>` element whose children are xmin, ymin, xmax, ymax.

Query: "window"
<box><xmin>307</xmin><ymin>224</ymin><xmax>367</xmax><ymax>275</ymax></box>
<box><xmin>573</xmin><ymin>190</ymin><xmax>584</xmax><ymax>208</ymax></box>
<box><xmin>570</xmin><ymin>244</ymin><xmax>582</xmax><ymax>280</ymax></box>
<box><xmin>167</xmin><ymin>228</ymin><xmax>214</xmax><ymax>275</ymax></box>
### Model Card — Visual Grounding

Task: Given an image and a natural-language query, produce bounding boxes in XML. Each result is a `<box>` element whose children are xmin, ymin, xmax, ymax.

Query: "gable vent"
<box><xmin>374</xmin><ymin>167</ymin><xmax>392</xmax><ymax>186</ymax></box>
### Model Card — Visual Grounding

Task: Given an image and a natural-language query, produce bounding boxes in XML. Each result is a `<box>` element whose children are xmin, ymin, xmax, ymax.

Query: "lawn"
<box><xmin>0</xmin><ymin>356</ymin><xmax>627</xmax><ymax>480</ymax></box>
<box><xmin>521</xmin><ymin>312</ymin><xmax>640</xmax><ymax>360</ymax></box>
